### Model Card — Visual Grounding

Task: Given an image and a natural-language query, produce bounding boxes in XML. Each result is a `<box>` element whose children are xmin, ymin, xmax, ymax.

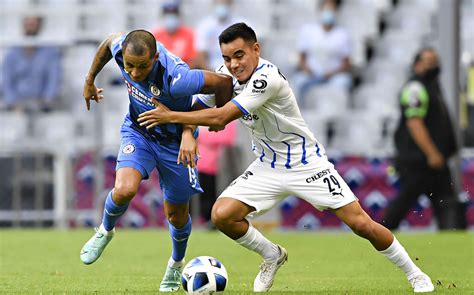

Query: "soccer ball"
<box><xmin>181</xmin><ymin>256</ymin><xmax>228</xmax><ymax>294</ymax></box>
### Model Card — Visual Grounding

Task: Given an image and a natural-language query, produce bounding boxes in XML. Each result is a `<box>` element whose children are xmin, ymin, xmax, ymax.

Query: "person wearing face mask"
<box><xmin>194</xmin><ymin>0</ymin><xmax>248</xmax><ymax>70</ymax></box>
<box><xmin>294</xmin><ymin>0</ymin><xmax>352</xmax><ymax>107</ymax></box>
<box><xmin>384</xmin><ymin>47</ymin><xmax>465</xmax><ymax>230</ymax></box>
<box><xmin>152</xmin><ymin>2</ymin><xmax>196</xmax><ymax>67</ymax></box>
<box><xmin>2</xmin><ymin>15</ymin><xmax>62</xmax><ymax>113</ymax></box>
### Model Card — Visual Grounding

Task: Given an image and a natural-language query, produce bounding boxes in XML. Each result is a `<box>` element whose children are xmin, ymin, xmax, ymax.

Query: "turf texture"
<box><xmin>0</xmin><ymin>230</ymin><xmax>472</xmax><ymax>294</ymax></box>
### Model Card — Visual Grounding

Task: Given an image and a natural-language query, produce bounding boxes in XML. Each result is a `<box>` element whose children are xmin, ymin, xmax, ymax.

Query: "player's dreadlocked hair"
<box><xmin>122</xmin><ymin>30</ymin><xmax>157</xmax><ymax>58</ymax></box>
<box><xmin>219</xmin><ymin>22</ymin><xmax>257</xmax><ymax>45</ymax></box>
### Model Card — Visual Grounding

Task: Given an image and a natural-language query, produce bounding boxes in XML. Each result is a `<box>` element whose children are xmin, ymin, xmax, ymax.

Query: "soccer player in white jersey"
<box><xmin>138</xmin><ymin>23</ymin><xmax>434</xmax><ymax>293</ymax></box>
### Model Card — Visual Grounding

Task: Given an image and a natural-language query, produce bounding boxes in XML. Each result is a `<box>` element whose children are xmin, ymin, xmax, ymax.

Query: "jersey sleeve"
<box><xmin>169</xmin><ymin>64</ymin><xmax>205</xmax><ymax>98</ymax></box>
<box><xmin>194</xmin><ymin>94</ymin><xmax>215</xmax><ymax>108</ymax></box>
<box><xmin>110</xmin><ymin>35</ymin><xmax>125</xmax><ymax>57</ymax></box>
<box><xmin>231</xmin><ymin>70</ymin><xmax>280</xmax><ymax>115</ymax></box>
<box><xmin>400</xmin><ymin>81</ymin><xmax>429</xmax><ymax>118</ymax></box>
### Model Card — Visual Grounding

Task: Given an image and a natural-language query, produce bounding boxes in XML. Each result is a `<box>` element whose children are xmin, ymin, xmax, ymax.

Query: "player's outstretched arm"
<box><xmin>83</xmin><ymin>33</ymin><xmax>122</xmax><ymax>110</ymax></box>
<box><xmin>200</xmin><ymin>71</ymin><xmax>233</xmax><ymax>107</ymax></box>
<box><xmin>138</xmin><ymin>99</ymin><xmax>242</xmax><ymax>129</ymax></box>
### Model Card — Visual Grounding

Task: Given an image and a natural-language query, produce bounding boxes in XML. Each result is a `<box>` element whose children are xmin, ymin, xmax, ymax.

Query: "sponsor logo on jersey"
<box><xmin>125</xmin><ymin>80</ymin><xmax>154</xmax><ymax>107</ymax></box>
<box><xmin>305</xmin><ymin>168</ymin><xmax>331</xmax><ymax>183</ymax></box>
<box><xmin>150</xmin><ymin>84</ymin><xmax>161</xmax><ymax>97</ymax></box>
<box><xmin>122</xmin><ymin>143</ymin><xmax>136</xmax><ymax>154</ymax></box>
<box><xmin>242</xmin><ymin>114</ymin><xmax>259</xmax><ymax>121</ymax></box>
<box><xmin>240</xmin><ymin>170</ymin><xmax>253</xmax><ymax>180</ymax></box>
<box><xmin>229</xmin><ymin>170</ymin><xmax>254</xmax><ymax>186</ymax></box>
<box><xmin>252</xmin><ymin>79</ymin><xmax>267</xmax><ymax>93</ymax></box>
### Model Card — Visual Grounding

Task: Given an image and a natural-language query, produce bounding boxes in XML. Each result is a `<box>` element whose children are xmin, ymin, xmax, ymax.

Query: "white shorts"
<box><xmin>219</xmin><ymin>158</ymin><xmax>358</xmax><ymax>218</ymax></box>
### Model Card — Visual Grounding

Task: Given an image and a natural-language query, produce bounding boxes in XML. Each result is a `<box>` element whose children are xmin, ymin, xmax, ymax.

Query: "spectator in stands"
<box><xmin>195</xmin><ymin>120</ymin><xmax>237</xmax><ymax>228</ymax></box>
<box><xmin>384</xmin><ymin>47</ymin><xmax>465</xmax><ymax>230</ymax></box>
<box><xmin>152</xmin><ymin>1</ymin><xmax>197</xmax><ymax>67</ymax></box>
<box><xmin>294</xmin><ymin>0</ymin><xmax>352</xmax><ymax>107</ymax></box>
<box><xmin>2</xmin><ymin>15</ymin><xmax>62</xmax><ymax>113</ymax></box>
<box><xmin>194</xmin><ymin>0</ymin><xmax>241</xmax><ymax>70</ymax></box>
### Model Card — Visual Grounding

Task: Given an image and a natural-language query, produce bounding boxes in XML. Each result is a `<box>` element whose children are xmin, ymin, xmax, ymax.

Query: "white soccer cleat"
<box><xmin>253</xmin><ymin>245</ymin><xmax>288</xmax><ymax>292</ymax></box>
<box><xmin>159</xmin><ymin>265</ymin><xmax>183</xmax><ymax>292</ymax></box>
<box><xmin>80</xmin><ymin>226</ymin><xmax>115</xmax><ymax>265</ymax></box>
<box><xmin>409</xmin><ymin>272</ymin><xmax>434</xmax><ymax>293</ymax></box>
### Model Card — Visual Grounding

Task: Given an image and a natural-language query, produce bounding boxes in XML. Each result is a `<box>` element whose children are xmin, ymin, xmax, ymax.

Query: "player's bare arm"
<box><xmin>138</xmin><ymin>100</ymin><xmax>242</xmax><ymax>129</ymax></box>
<box><xmin>406</xmin><ymin>117</ymin><xmax>444</xmax><ymax>169</ymax></box>
<box><xmin>200</xmin><ymin>71</ymin><xmax>233</xmax><ymax>107</ymax></box>
<box><xmin>83</xmin><ymin>32</ymin><xmax>122</xmax><ymax>110</ymax></box>
<box><xmin>178</xmin><ymin>125</ymin><xmax>200</xmax><ymax>168</ymax></box>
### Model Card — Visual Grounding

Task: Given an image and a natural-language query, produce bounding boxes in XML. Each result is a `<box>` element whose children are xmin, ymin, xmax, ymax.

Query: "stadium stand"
<box><xmin>0</xmin><ymin>0</ymin><xmax>472</xmax><ymax>229</ymax></box>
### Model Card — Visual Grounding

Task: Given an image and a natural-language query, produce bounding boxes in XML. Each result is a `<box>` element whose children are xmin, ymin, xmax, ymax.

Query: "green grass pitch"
<box><xmin>0</xmin><ymin>230</ymin><xmax>473</xmax><ymax>294</ymax></box>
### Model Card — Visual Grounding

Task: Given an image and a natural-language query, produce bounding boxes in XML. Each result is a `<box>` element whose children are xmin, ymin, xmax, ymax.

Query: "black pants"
<box><xmin>198</xmin><ymin>172</ymin><xmax>217</xmax><ymax>223</ymax></box>
<box><xmin>384</xmin><ymin>162</ymin><xmax>465</xmax><ymax>230</ymax></box>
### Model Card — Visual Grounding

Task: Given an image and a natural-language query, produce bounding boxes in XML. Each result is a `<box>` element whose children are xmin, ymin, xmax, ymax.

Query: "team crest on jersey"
<box><xmin>150</xmin><ymin>84</ymin><xmax>161</xmax><ymax>97</ymax></box>
<box><xmin>122</xmin><ymin>143</ymin><xmax>135</xmax><ymax>154</ymax></box>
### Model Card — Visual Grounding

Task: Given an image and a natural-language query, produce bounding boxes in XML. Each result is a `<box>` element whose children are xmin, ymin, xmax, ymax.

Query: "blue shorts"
<box><xmin>116</xmin><ymin>125</ymin><xmax>203</xmax><ymax>204</ymax></box>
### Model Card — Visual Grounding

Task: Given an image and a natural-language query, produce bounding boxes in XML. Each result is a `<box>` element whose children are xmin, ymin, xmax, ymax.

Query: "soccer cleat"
<box><xmin>159</xmin><ymin>265</ymin><xmax>183</xmax><ymax>292</ymax></box>
<box><xmin>253</xmin><ymin>245</ymin><xmax>288</xmax><ymax>292</ymax></box>
<box><xmin>409</xmin><ymin>272</ymin><xmax>434</xmax><ymax>293</ymax></box>
<box><xmin>80</xmin><ymin>226</ymin><xmax>114</xmax><ymax>265</ymax></box>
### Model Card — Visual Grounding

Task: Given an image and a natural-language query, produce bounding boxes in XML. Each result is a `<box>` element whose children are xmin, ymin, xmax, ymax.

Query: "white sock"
<box><xmin>379</xmin><ymin>237</ymin><xmax>421</xmax><ymax>279</ymax></box>
<box><xmin>167</xmin><ymin>257</ymin><xmax>184</xmax><ymax>270</ymax></box>
<box><xmin>235</xmin><ymin>223</ymin><xmax>279</xmax><ymax>261</ymax></box>
<box><xmin>99</xmin><ymin>224</ymin><xmax>114</xmax><ymax>235</ymax></box>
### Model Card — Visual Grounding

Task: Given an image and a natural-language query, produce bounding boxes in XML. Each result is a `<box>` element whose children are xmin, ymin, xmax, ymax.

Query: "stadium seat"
<box><xmin>300</xmin><ymin>110</ymin><xmax>330</xmax><ymax>147</ymax></box>
<box><xmin>33</xmin><ymin>112</ymin><xmax>76</xmax><ymax>152</ymax></box>
<box><xmin>375</xmin><ymin>29</ymin><xmax>422</xmax><ymax>66</ymax></box>
<box><xmin>304</xmin><ymin>86</ymin><xmax>349</xmax><ymax>118</ymax></box>
<box><xmin>339</xmin><ymin>1</ymin><xmax>378</xmax><ymax>41</ymax></box>
<box><xmin>0</xmin><ymin>112</ymin><xmax>29</xmax><ymax>149</ymax></box>
<box><xmin>102</xmin><ymin>110</ymin><xmax>124</xmax><ymax>150</ymax></box>
<box><xmin>353</xmin><ymin>83</ymin><xmax>400</xmax><ymax>117</ymax></box>
<box><xmin>330</xmin><ymin>111</ymin><xmax>395</xmax><ymax>156</ymax></box>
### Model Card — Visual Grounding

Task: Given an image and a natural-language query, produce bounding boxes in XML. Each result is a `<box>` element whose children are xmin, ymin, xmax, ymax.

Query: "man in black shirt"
<box><xmin>384</xmin><ymin>48</ymin><xmax>464</xmax><ymax>230</ymax></box>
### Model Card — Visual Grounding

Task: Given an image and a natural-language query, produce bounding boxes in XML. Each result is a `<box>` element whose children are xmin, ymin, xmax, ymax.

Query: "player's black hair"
<box><xmin>412</xmin><ymin>47</ymin><xmax>436</xmax><ymax>67</ymax></box>
<box><xmin>122</xmin><ymin>30</ymin><xmax>157</xmax><ymax>58</ymax></box>
<box><xmin>218</xmin><ymin>22</ymin><xmax>257</xmax><ymax>45</ymax></box>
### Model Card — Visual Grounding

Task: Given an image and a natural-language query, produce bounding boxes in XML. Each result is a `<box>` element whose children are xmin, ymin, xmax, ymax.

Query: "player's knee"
<box><xmin>167</xmin><ymin>208</ymin><xmax>189</xmax><ymax>228</ymax></box>
<box><xmin>211</xmin><ymin>205</ymin><xmax>232</xmax><ymax>229</ymax></box>
<box><xmin>113</xmin><ymin>184</ymin><xmax>138</xmax><ymax>204</ymax></box>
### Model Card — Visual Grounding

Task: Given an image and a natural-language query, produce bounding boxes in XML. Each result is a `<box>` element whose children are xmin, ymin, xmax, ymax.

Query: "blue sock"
<box><xmin>102</xmin><ymin>190</ymin><xmax>129</xmax><ymax>231</ymax></box>
<box><xmin>169</xmin><ymin>215</ymin><xmax>192</xmax><ymax>262</ymax></box>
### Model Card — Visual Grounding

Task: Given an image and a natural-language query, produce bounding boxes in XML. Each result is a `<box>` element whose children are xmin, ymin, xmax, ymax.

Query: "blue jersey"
<box><xmin>110</xmin><ymin>35</ymin><xmax>204</xmax><ymax>144</ymax></box>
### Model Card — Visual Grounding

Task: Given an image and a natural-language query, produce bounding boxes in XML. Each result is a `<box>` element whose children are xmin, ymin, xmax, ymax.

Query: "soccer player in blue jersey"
<box><xmin>79</xmin><ymin>30</ymin><xmax>232</xmax><ymax>292</ymax></box>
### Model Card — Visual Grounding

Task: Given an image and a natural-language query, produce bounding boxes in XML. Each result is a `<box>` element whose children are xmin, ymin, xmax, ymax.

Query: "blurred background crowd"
<box><xmin>0</xmin><ymin>0</ymin><xmax>473</xmax><ymax>230</ymax></box>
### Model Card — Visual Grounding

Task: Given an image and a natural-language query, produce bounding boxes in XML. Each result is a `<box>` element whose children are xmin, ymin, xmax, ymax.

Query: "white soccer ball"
<box><xmin>181</xmin><ymin>256</ymin><xmax>228</xmax><ymax>294</ymax></box>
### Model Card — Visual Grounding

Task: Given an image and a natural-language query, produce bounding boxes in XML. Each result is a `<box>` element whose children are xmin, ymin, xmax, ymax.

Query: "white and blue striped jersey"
<box><xmin>195</xmin><ymin>58</ymin><xmax>325</xmax><ymax>169</ymax></box>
